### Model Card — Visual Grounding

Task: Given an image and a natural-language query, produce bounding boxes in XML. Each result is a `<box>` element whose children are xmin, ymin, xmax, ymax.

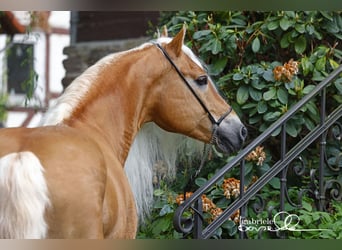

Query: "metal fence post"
<box><xmin>193</xmin><ymin>198</ymin><xmax>203</xmax><ymax>239</ymax></box>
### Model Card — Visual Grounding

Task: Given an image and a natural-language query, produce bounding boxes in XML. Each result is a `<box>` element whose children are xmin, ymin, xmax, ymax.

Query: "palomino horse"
<box><xmin>0</xmin><ymin>27</ymin><xmax>246</xmax><ymax>238</ymax></box>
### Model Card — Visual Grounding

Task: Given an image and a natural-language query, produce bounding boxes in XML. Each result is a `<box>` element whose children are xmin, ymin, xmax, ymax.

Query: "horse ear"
<box><xmin>161</xmin><ymin>25</ymin><xmax>168</xmax><ymax>37</ymax></box>
<box><xmin>157</xmin><ymin>25</ymin><xmax>168</xmax><ymax>38</ymax></box>
<box><xmin>166</xmin><ymin>24</ymin><xmax>186</xmax><ymax>57</ymax></box>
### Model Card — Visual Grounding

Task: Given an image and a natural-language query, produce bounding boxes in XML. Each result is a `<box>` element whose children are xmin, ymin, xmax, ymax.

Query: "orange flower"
<box><xmin>284</xmin><ymin>59</ymin><xmax>300</xmax><ymax>75</ymax></box>
<box><xmin>245</xmin><ymin>146</ymin><xmax>266</xmax><ymax>166</ymax></box>
<box><xmin>273</xmin><ymin>59</ymin><xmax>300</xmax><ymax>82</ymax></box>
<box><xmin>222</xmin><ymin>177</ymin><xmax>244</xmax><ymax>199</ymax></box>
<box><xmin>209</xmin><ymin>207</ymin><xmax>223</xmax><ymax>222</ymax></box>
<box><xmin>175</xmin><ymin>192</ymin><xmax>193</xmax><ymax>205</ymax></box>
<box><xmin>273</xmin><ymin>65</ymin><xmax>286</xmax><ymax>81</ymax></box>
<box><xmin>231</xmin><ymin>209</ymin><xmax>240</xmax><ymax>224</ymax></box>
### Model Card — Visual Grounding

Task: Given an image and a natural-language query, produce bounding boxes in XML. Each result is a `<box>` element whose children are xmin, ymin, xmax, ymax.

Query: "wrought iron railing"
<box><xmin>173</xmin><ymin>65</ymin><xmax>342</xmax><ymax>239</ymax></box>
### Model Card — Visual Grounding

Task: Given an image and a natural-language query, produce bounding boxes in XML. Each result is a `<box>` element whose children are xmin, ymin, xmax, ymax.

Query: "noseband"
<box><xmin>153</xmin><ymin>42</ymin><xmax>232</xmax><ymax>128</ymax></box>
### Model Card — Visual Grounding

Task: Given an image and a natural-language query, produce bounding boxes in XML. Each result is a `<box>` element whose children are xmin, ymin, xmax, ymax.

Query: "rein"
<box><xmin>152</xmin><ymin>42</ymin><xmax>232</xmax><ymax>127</ymax></box>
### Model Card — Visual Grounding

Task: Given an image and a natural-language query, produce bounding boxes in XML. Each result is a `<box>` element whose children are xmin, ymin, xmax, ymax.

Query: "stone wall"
<box><xmin>62</xmin><ymin>37</ymin><xmax>151</xmax><ymax>88</ymax></box>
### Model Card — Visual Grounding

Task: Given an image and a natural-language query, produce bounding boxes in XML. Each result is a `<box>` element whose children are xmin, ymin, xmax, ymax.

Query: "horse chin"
<box><xmin>211</xmin><ymin>119</ymin><xmax>246</xmax><ymax>155</ymax></box>
<box><xmin>213</xmin><ymin>137</ymin><xmax>235</xmax><ymax>155</ymax></box>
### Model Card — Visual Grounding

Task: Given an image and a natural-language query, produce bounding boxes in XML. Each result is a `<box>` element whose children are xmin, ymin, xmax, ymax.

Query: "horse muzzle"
<box><xmin>212</xmin><ymin>116</ymin><xmax>247</xmax><ymax>154</ymax></box>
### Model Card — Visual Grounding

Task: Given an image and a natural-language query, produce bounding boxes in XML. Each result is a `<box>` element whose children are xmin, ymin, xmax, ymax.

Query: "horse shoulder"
<box><xmin>40</xmin><ymin>126</ymin><xmax>137</xmax><ymax>238</ymax></box>
<box><xmin>99</xmin><ymin>151</ymin><xmax>138</xmax><ymax>238</ymax></box>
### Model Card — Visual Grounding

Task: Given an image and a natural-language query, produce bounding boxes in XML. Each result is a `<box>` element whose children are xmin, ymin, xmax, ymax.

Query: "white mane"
<box><xmin>41</xmin><ymin>38</ymin><xmax>205</xmax><ymax>223</ymax></box>
<box><xmin>124</xmin><ymin>123</ymin><xmax>203</xmax><ymax>223</ymax></box>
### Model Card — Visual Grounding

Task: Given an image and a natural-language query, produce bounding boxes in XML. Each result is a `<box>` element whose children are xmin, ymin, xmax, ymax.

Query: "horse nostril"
<box><xmin>240</xmin><ymin>126</ymin><xmax>248</xmax><ymax>141</ymax></box>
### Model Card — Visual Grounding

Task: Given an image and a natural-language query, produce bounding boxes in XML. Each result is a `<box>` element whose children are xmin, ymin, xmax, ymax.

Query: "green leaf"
<box><xmin>320</xmin><ymin>11</ymin><xmax>333</xmax><ymax>21</ymax></box>
<box><xmin>306</xmin><ymin>24</ymin><xmax>315</xmax><ymax>35</ymax></box>
<box><xmin>242</xmin><ymin>103</ymin><xmax>257</xmax><ymax>109</ymax></box>
<box><xmin>333</xmin><ymin>94</ymin><xmax>342</xmax><ymax>103</ymax></box>
<box><xmin>280</xmin><ymin>17</ymin><xmax>291</xmax><ymax>31</ymax></box>
<box><xmin>210</xmin><ymin>189</ymin><xmax>224</xmax><ymax>199</ymax></box>
<box><xmin>285</xmin><ymin>81</ymin><xmax>295</xmax><ymax>91</ymax></box>
<box><xmin>245</xmin><ymin>162</ymin><xmax>254</xmax><ymax>176</ymax></box>
<box><xmin>312</xmin><ymin>212</ymin><xmax>321</xmax><ymax>222</ymax></box>
<box><xmin>262</xmin><ymin>69</ymin><xmax>275</xmax><ymax>82</ymax></box>
<box><xmin>154</xmin><ymin>189</ymin><xmax>164</xmax><ymax>196</ymax></box>
<box><xmin>195</xmin><ymin>177</ymin><xmax>207</xmax><ymax>187</ymax></box>
<box><xmin>295</xmin><ymin>35</ymin><xmax>306</xmax><ymax>54</ymax></box>
<box><xmin>159</xmin><ymin>204</ymin><xmax>173</xmax><ymax>216</ymax></box>
<box><xmin>222</xmin><ymin>220</ymin><xmax>237</xmax><ymax>236</ymax></box>
<box><xmin>257</xmin><ymin>101</ymin><xmax>268</xmax><ymax>114</ymax></box>
<box><xmin>277</xmin><ymin>88</ymin><xmax>288</xmax><ymax>104</ymax></box>
<box><xmin>263</xmin><ymin>87</ymin><xmax>277</xmax><ymax>101</ymax></box>
<box><xmin>214</xmin><ymin>227</ymin><xmax>223</xmax><ymax>238</ymax></box>
<box><xmin>286</xmin><ymin>120</ymin><xmax>298</xmax><ymax>137</ymax></box>
<box><xmin>269</xmin><ymin>177</ymin><xmax>280</xmax><ymax>189</ymax></box>
<box><xmin>237</xmin><ymin>85</ymin><xmax>249</xmax><ymax>105</ymax></box>
<box><xmin>288</xmin><ymin>30</ymin><xmax>299</xmax><ymax>42</ymax></box>
<box><xmin>209</xmin><ymin>57</ymin><xmax>228</xmax><ymax>76</ymax></box>
<box><xmin>302</xmin><ymin>200</ymin><xmax>313</xmax><ymax>212</ymax></box>
<box><xmin>252</xmin><ymin>80</ymin><xmax>268</xmax><ymax>89</ymax></box>
<box><xmin>313</xmin><ymin>30</ymin><xmax>323</xmax><ymax>40</ymax></box>
<box><xmin>301</xmin><ymin>56</ymin><xmax>314</xmax><ymax>76</ymax></box>
<box><xmin>292</xmin><ymin>230</ymin><xmax>302</xmax><ymax>238</ymax></box>
<box><xmin>233</xmin><ymin>73</ymin><xmax>244</xmax><ymax>81</ymax></box>
<box><xmin>304</xmin><ymin>118</ymin><xmax>315</xmax><ymax>131</ymax></box>
<box><xmin>312</xmin><ymin>69</ymin><xmax>325</xmax><ymax>81</ymax></box>
<box><xmin>280</xmin><ymin>33</ymin><xmax>290</xmax><ymax>48</ymax></box>
<box><xmin>324</xmin><ymin>19</ymin><xmax>339</xmax><ymax>33</ymax></box>
<box><xmin>215</xmin><ymin>198</ymin><xmax>229</xmax><ymax>209</ymax></box>
<box><xmin>221</xmin><ymin>220</ymin><xmax>235</xmax><ymax>230</ymax></box>
<box><xmin>320</xmin><ymin>230</ymin><xmax>336</xmax><ymax>239</ymax></box>
<box><xmin>267</xmin><ymin>20</ymin><xmax>279</xmax><ymax>30</ymax></box>
<box><xmin>249</xmin><ymin>87</ymin><xmax>262</xmax><ymax>101</ymax></box>
<box><xmin>295</xmin><ymin>23</ymin><xmax>306</xmax><ymax>33</ymax></box>
<box><xmin>335</xmin><ymin>79</ymin><xmax>342</xmax><ymax>94</ymax></box>
<box><xmin>193</xmin><ymin>29</ymin><xmax>212</xmax><ymax>39</ymax></box>
<box><xmin>333</xmin><ymin>30</ymin><xmax>342</xmax><ymax>39</ymax></box>
<box><xmin>248</xmin><ymin>108</ymin><xmax>257</xmax><ymax>117</ymax></box>
<box><xmin>252</xmin><ymin>37</ymin><xmax>260</xmax><ymax>53</ymax></box>
<box><xmin>263</xmin><ymin>111</ymin><xmax>281</xmax><ymax>122</ymax></box>
<box><xmin>284</xmin><ymin>11</ymin><xmax>296</xmax><ymax>18</ymax></box>
<box><xmin>299</xmin><ymin>212</ymin><xmax>312</xmax><ymax>225</ymax></box>
<box><xmin>212</xmin><ymin>38</ymin><xmax>222</xmax><ymax>54</ymax></box>
<box><xmin>302</xmin><ymin>85</ymin><xmax>316</xmax><ymax>95</ymax></box>
<box><xmin>258</xmin><ymin>163</ymin><xmax>270</xmax><ymax>176</ymax></box>
<box><xmin>315</xmin><ymin>56</ymin><xmax>326</xmax><ymax>72</ymax></box>
<box><xmin>271</xmin><ymin>127</ymin><xmax>282</xmax><ymax>136</ymax></box>
<box><xmin>152</xmin><ymin>218</ymin><xmax>171</xmax><ymax>235</ymax></box>
<box><xmin>329</xmin><ymin>59</ymin><xmax>339</xmax><ymax>70</ymax></box>
<box><xmin>249</xmin><ymin>115</ymin><xmax>261</xmax><ymax>124</ymax></box>
<box><xmin>305</xmin><ymin>101</ymin><xmax>318</xmax><ymax>115</ymax></box>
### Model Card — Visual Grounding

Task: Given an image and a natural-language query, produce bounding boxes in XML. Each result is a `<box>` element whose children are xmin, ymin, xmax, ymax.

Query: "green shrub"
<box><xmin>138</xmin><ymin>11</ymin><xmax>342</xmax><ymax>239</ymax></box>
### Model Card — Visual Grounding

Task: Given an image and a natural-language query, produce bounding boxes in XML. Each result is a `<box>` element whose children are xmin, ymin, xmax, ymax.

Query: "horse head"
<box><xmin>149</xmin><ymin>26</ymin><xmax>247</xmax><ymax>154</ymax></box>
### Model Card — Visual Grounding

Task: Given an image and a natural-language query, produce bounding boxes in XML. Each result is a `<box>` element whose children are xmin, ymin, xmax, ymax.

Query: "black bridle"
<box><xmin>153</xmin><ymin>42</ymin><xmax>234</xmax><ymax>201</ymax></box>
<box><xmin>153</xmin><ymin>42</ymin><xmax>232</xmax><ymax>128</ymax></box>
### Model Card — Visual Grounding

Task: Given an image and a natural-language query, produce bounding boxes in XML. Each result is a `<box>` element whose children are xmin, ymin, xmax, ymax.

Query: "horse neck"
<box><xmin>46</xmin><ymin>46</ymin><xmax>155</xmax><ymax>165</ymax></box>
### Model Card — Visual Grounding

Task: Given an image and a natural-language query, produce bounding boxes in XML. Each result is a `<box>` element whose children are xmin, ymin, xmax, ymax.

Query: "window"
<box><xmin>7</xmin><ymin>43</ymin><xmax>34</xmax><ymax>95</ymax></box>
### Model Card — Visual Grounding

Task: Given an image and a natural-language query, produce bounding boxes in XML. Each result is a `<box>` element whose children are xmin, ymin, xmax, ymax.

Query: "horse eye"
<box><xmin>195</xmin><ymin>75</ymin><xmax>208</xmax><ymax>86</ymax></box>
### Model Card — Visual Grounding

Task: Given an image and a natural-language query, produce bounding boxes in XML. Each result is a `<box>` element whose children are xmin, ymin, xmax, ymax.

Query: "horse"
<box><xmin>0</xmin><ymin>26</ymin><xmax>247</xmax><ymax>238</ymax></box>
